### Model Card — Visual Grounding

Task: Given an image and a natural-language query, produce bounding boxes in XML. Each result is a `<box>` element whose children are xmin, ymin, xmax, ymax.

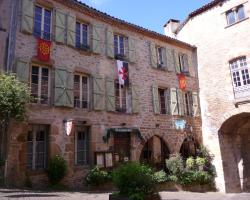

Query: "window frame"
<box><xmin>73</xmin><ymin>73</ymin><xmax>90</xmax><ymax>109</ymax></box>
<box><xmin>158</xmin><ymin>88</ymin><xmax>170</xmax><ymax>115</ymax></box>
<box><xmin>30</xmin><ymin>64</ymin><xmax>51</xmax><ymax>105</ymax></box>
<box><xmin>115</xmin><ymin>80</ymin><xmax>130</xmax><ymax>113</ymax></box>
<box><xmin>226</xmin><ymin>4</ymin><xmax>247</xmax><ymax>26</ymax></box>
<box><xmin>156</xmin><ymin>46</ymin><xmax>164</xmax><ymax>68</ymax></box>
<box><xmin>75</xmin><ymin>21</ymin><xmax>89</xmax><ymax>49</ymax></box>
<box><xmin>34</xmin><ymin>5</ymin><xmax>52</xmax><ymax>41</ymax></box>
<box><xmin>184</xmin><ymin>91</ymin><xmax>193</xmax><ymax>117</ymax></box>
<box><xmin>114</xmin><ymin>34</ymin><xmax>129</xmax><ymax>58</ymax></box>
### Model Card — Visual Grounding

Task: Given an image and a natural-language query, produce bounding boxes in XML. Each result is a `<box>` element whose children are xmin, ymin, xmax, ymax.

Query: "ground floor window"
<box><xmin>75</xmin><ymin>126</ymin><xmax>90</xmax><ymax>165</ymax></box>
<box><xmin>27</xmin><ymin>124</ymin><xmax>49</xmax><ymax>170</ymax></box>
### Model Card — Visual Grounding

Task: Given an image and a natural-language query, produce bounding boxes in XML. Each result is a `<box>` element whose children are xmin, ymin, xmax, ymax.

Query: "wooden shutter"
<box><xmin>15</xmin><ymin>59</ymin><xmax>29</xmax><ymax>83</ymax></box>
<box><xmin>93</xmin><ymin>75</ymin><xmax>105</xmax><ymax>110</ymax></box>
<box><xmin>161</xmin><ymin>47</ymin><xmax>167</xmax><ymax>70</ymax></box>
<box><xmin>170</xmin><ymin>88</ymin><xmax>178</xmax><ymax>115</ymax></box>
<box><xmin>131</xmin><ymin>84</ymin><xmax>139</xmax><ymax>113</ymax></box>
<box><xmin>183</xmin><ymin>54</ymin><xmax>189</xmax><ymax>74</ymax></box>
<box><xmin>66</xmin><ymin>13</ymin><xmax>76</xmax><ymax>47</ymax></box>
<box><xmin>192</xmin><ymin>92</ymin><xmax>200</xmax><ymax>117</ymax></box>
<box><xmin>106</xmin><ymin>29</ymin><xmax>114</xmax><ymax>58</ymax></box>
<box><xmin>149</xmin><ymin>42</ymin><xmax>157</xmax><ymax>68</ymax></box>
<box><xmin>177</xmin><ymin>89</ymin><xmax>184</xmax><ymax>116</ymax></box>
<box><xmin>91</xmin><ymin>24</ymin><xmax>101</xmax><ymax>54</ymax></box>
<box><xmin>55</xmin><ymin>9</ymin><xmax>66</xmax><ymax>44</ymax></box>
<box><xmin>105</xmin><ymin>78</ymin><xmax>115</xmax><ymax>112</ymax></box>
<box><xmin>21</xmin><ymin>0</ymin><xmax>34</xmax><ymax>34</ymax></box>
<box><xmin>128</xmin><ymin>37</ymin><xmax>137</xmax><ymax>63</ymax></box>
<box><xmin>166</xmin><ymin>48</ymin><xmax>175</xmax><ymax>72</ymax></box>
<box><xmin>54</xmin><ymin>68</ymin><xmax>74</xmax><ymax>107</ymax></box>
<box><xmin>152</xmin><ymin>83</ymin><xmax>160</xmax><ymax>114</ymax></box>
<box><xmin>189</xmin><ymin>54</ymin><xmax>196</xmax><ymax>77</ymax></box>
<box><xmin>174</xmin><ymin>50</ymin><xmax>180</xmax><ymax>74</ymax></box>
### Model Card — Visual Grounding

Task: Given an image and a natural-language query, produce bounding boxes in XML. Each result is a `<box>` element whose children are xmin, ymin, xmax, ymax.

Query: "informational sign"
<box><xmin>105</xmin><ymin>152</ymin><xmax>113</xmax><ymax>167</ymax></box>
<box><xmin>96</xmin><ymin>154</ymin><xmax>105</xmax><ymax>168</ymax></box>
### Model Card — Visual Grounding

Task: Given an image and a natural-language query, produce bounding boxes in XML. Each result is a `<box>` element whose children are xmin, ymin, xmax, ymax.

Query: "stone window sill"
<box><xmin>225</xmin><ymin>17</ymin><xmax>249</xmax><ymax>28</ymax></box>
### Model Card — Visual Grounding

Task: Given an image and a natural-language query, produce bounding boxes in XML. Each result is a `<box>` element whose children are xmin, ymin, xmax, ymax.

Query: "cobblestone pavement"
<box><xmin>0</xmin><ymin>189</ymin><xmax>250</xmax><ymax>200</ymax></box>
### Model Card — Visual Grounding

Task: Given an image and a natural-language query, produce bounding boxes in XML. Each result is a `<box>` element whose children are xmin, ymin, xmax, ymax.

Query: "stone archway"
<box><xmin>179</xmin><ymin>136</ymin><xmax>200</xmax><ymax>159</ymax></box>
<box><xmin>219</xmin><ymin>112</ymin><xmax>250</xmax><ymax>192</ymax></box>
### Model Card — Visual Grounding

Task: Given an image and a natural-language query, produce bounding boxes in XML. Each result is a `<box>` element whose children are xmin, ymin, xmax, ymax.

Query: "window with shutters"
<box><xmin>114</xmin><ymin>34</ymin><xmax>129</xmax><ymax>59</ymax></box>
<box><xmin>115</xmin><ymin>81</ymin><xmax>131</xmax><ymax>113</ymax></box>
<box><xmin>184</xmin><ymin>92</ymin><xmax>193</xmax><ymax>116</ymax></box>
<box><xmin>30</xmin><ymin>65</ymin><xmax>50</xmax><ymax>105</ymax></box>
<box><xmin>158</xmin><ymin>88</ymin><xmax>170</xmax><ymax>114</ymax></box>
<box><xmin>178</xmin><ymin>53</ymin><xmax>189</xmax><ymax>74</ymax></box>
<box><xmin>156</xmin><ymin>46</ymin><xmax>164</xmax><ymax>69</ymax></box>
<box><xmin>75</xmin><ymin>126</ymin><xmax>90</xmax><ymax>165</ymax></box>
<box><xmin>75</xmin><ymin>22</ymin><xmax>89</xmax><ymax>50</ymax></box>
<box><xmin>226</xmin><ymin>5</ymin><xmax>246</xmax><ymax>26</ymax></box>
<box><xmin>74</xmin><ymin>74</ymin><xmax>89</xmax><ymax>109</ymax></box>
<box><xmin>230</xmin><ymin>56</ymin><xmax>250</xmax><ymax>99</ymax></box>
<box><xmin>27</xmin><ymin>124</ymin><xmax>49</xmax><ymax>170</ymax></box>
<box><xmin>34</xmin><ymin>5</ymin><xmax>52</xmax><ymax>41</ymax></box>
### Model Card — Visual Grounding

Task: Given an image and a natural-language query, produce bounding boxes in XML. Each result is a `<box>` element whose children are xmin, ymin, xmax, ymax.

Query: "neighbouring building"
<box><xmin>0</xmin><ymin>0</ymin><xmax>201</xmax><ymax>188</ymax></box>
<box><xmin>165</xmin><ymin>0</ymin><xmax>250</xmax><ymax>193</ymax></box>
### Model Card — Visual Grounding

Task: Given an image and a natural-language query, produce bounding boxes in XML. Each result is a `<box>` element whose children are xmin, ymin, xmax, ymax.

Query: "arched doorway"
<box><xmin>140</xmin><ymin>136</ymin><xmax>170</xmax><ymax>169</ymax></box>
<box><xmin>219</xmin><ymin>112</ymin><xmax>250</xmax><ymax>192</ymax></box>
<box><xmin>179</xmin><ymin>136</ymin><xmax>199</xmax><ymax>159</ymax></box>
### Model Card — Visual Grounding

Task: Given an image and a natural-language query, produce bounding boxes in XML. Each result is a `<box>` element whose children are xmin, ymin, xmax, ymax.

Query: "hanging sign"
<box><xmin>117</xmin><ymin>60</ymin><xmax>129</xmax><ymax>86</ymax></box>
<box><xmin>178</xmin><ymin>74</ymin><xmax>187</xmax><ymax>91</ymax></box>
<box><xmin>37</xmin><ymin>38</ymin><xmax>51</xmax><ymax>62</ymax></box>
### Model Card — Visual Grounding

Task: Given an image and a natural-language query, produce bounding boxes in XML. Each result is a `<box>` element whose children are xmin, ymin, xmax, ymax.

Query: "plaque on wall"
<box><xmin>105</xmin><ymin>152</ymin><xmax>113</xmax><ymax>167</ymax></box>
<box><xmin>96</xmin><ymin>153</ymin><xmax>104</xmax><ymax>168</ymax></box>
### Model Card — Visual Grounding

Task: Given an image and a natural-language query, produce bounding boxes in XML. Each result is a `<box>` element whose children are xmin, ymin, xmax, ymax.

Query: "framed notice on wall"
<box><xmin>95</xmin><ymin>151</ymin><xmax>114</xmax><ymax>168</ymax></box>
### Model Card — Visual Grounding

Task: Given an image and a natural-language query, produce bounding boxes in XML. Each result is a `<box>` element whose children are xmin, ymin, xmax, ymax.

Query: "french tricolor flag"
<box><xmin>117</xmin><ymin>60</ymin><xmax>129</xmax><ymax>86</ymax></box>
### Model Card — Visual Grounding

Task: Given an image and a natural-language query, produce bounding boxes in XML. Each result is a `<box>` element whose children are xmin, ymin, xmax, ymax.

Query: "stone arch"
<box><xmin>179</xmin><ymin>136</ymin><xmax>200</xmax><ymax>159</ymax></box>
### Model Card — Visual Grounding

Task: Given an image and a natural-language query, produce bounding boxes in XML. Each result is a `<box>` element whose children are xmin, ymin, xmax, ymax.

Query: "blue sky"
<box><xmin>80</xmin><ymin>0</ymin><xmax>212</xmax><ymax>34</ymax></box>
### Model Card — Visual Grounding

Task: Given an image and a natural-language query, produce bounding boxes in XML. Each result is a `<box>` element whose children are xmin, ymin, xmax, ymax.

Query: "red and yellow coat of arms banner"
<box><xmin>178</xmin><ymin>74</ymin><xmax>187</xmax><ymax>91</ymax></box>
<box><xmin>37</xmin><ymin>38</ymin><xmax>51</xmax><ymax>62</ymax></box>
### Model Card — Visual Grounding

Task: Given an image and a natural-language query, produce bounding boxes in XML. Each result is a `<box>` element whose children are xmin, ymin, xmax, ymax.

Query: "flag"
<box><xmin>65</xmin><ymin>120</ymin><xmax>73</xmax><ymax>136</ymax></box>
<box><xmin>37</xmin><ymin>38</ymin><xmax>51</xmax><ymax>62</ymax></box>
<box><xmin>117</xmin><ymin>60</ymin><xmax>129</xmax><ymax>86</ymax></box>
<box><xmin>178</xmin><ymin>74</ymin><xmax>186</xmax><ymax>91</ymax></box>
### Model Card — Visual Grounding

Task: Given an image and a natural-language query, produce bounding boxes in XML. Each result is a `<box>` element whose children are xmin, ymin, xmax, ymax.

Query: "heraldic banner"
<box><xmin>37</xmin><ymin>38</ymin><xmax>51</xmax><ymax>62</ymax></box>
<box><xmin>116</xmin><ymin>60</ymin><xmax>129</xmax><ymax>86</ymax></box>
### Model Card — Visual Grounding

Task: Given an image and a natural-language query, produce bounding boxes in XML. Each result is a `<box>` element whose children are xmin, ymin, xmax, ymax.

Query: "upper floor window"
<box><xmin>158</xmin><ymin>88</ymin><xmax>170</xmax><ymax>114</ymax></box>
<box><xmin>178</xmin><ymin>53</ymin><xmax>189</xmax><ymax>74</ymax></box>
<box><xmin>184</xmin><ymin>92</ymin><xmax>193</xmax><ymax>116</ymax></box>
<box><xmin>114</xmin><ymin>34</ymin><xmax>128</xmax><ymax>58</ymax></box>
<box><xmin>34</xmin><ymin>5</ymin><xmax>52</xmax><ymax>40</ymax></box>
<box><xmin>74</xmin><ymin>74</ymin><xmax>89</xmax><ymax>109</ymax></box>
<box><xmin>156</xmin><ymin>47</ymin><xmax>164</xmax><ymax>69</ymax></box>
<box><xmin>27</xmin><ymin>124</ymin><xmax>49</xmax><ymax>170</ymax></box>
<box><xmin>31</xmin><ymin>65</ymin><xmax>50</xmax><ymax>105</ymax></box>
<box><xmin>226</xmin><ymin>5</ymin><xmax>246</xmax><ymax>26</ymax></box>
<box><xmin>76</xmin><ymin>22</ymin><xmax>89</xmax><ymax>50</ymax></box>
<box><xmin>230</xmin><ymin>57</ymin><xmax>250</xmax><ymax>98</ymax></box>
<box><xmin>115</xmin><ymin>81</ymin><xmax>129</xmax><ymax>112</ymax></box>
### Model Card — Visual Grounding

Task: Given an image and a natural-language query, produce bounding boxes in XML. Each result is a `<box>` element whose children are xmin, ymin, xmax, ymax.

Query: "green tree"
<box><xmin>0</xmin><ymin>73</ymin><xmax>30</xmax><ymax>183</ymax></box>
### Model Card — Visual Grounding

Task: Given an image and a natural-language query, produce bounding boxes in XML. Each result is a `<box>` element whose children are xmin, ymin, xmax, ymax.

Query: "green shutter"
<box><xmin>55</xmin><ymin>9</ymin><xmax>66</xmax><ymax>44</ymax></box>
<box><xmin>170</xmin><ymin>88</ymin><xmax>178</xmax><ymax>115</ymax></box>
<box><xmin>174</xmin><ymin>50</ymin><xmax>180</xmax><ymax>74</ymax></box>
<box><xmin>132</xmin><ymin>84</ymin><xmax>140</xmax><ymax>113</ymax></box>
<box><xmin>183</xmin><ymin>54</ymin><xmax>189</xmax><ymax>74</ymax></box>
<box><xmin>106</xmin><ymin>29</ymin><xmax>114</xmax><ymax>58</ymax></box>
<box><xmin>105</xmin><ymin>78</ymin><xmax>115</xmax><ymax>112</ymax></box>
<box><xmin>161</xmin><ymin>47</ymin><xmax>167</xmax><ymax>70</ymax></box>
<box><xmin>93</xmin><ymin>75</ymin><xmax>105</xmax><ymax>110</ymax></box>
<box><xmin>152</xmin><ymin>83</ymin><xmax>160</xmax><ymax>114</ymax></box>
<box><xmin>128</xmin><ymin>37</ymin><xmax>137</xmax><ymax>63</ymax></box>
<box><xmin>66</xmin><ymin>13</ymin><xmax>76</xmax><ymax>47</ymax></box>
<box><xmin>91</xmin><ymin>24</ymin><xmax>101</xmax><ymax>54</ymax></box>
<box><xmin>15</xmin><ymin>59</ymin><xmax>29</xmax><ymax>83</ymax></box>
<box><xmin>54</xmin><ymin>68</ymin><xmax>73</xmax><ymax>107</ymax></box>
<box><xmin>192</xmin><ymin>92</ymin><xmax>200</xmax><ymax>117</ymax></box>
<box><xmin>177</xmin><ymin>89</ymin><xmax>184</xmax><ymax>116</ymax></box>
<box><xmin>189</xmin><ymin>54</ymin><xmax>196</xmax><ymax>77</ymax></box>
<box><xmin>166</xmin><ymin>48</ymin><xmax>175</xmax><ymax>72</ymax></box>
<box><xmin>149</xmin><ymin>42</ymin><xmax>157</xmax><ymax>68</ymax></box>
<box><xmin>21</xmin><ymin>0</ymin><xmax>34</xmax><ymax>34</ymax></box>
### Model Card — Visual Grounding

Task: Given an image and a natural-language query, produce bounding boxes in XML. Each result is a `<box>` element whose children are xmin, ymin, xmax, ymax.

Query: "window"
<box><xmin>114</xmin><ymin>34</ymin><xmax>128</xmax><ymax>58</ymax></box>
<box><xmin>74</xmin><ymin>74</ymin><xmax>89</xmax><ymax>109</ymax></box>
<box><xmin>184</xmin><ymin>92</ymin><xmax>193</xmax><ymax>116</ymax></box>
<box><xmin>158</xmin><ymin>88</ymin><xmax>170</xmax><ymax>114</ymax></box>
<box><xmin>34</xmin><ymin>5</ymin><xmax>52</xmax><ymax>40</ymax></box>
<box><xmin>75</xmin><ymin>126</ymin><xmax>89</xmax><ymax>165</ymax></box>
<box><xmin>76</xmin><ymin>22</ymin><xmax>89</xmax><ymax>50</ymax></box>
<box><xmin>178</xmin><ymin>53</ymin><xmax>189</xmax><ymax>74</ymax></box>
<box><xmin>115</xmin><ymin>80</ymin><xmax>128</xmax><ymax>112</ymax></box>
<box><xmin>230</xmin><ymin>57</ymin><xmax>250</xmax><ymax>98</ymax></box>
<box><xmin>31</xmin><ymin>65</ymin><xmax>50</xmax><ymax>105</ymax></box>
<box><xmin>27</xmin><ymin>125</ymin><xmax>48</xmax><ymax>170</ymax></box>
<box><xmin>226</xmin><ymin>5</ymin><xmax>246</xmax><ymax>26</ymax></box>
<box><xmin>156</xmin><ymin>47</ymin><xmax>164</xmax><ymax>68</ymax></box>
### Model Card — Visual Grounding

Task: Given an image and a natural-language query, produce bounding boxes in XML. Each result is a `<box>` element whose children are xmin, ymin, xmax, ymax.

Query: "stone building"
<box><xmin>0</xmin><ymin>0</ymin><xmax>201</xmax><ymax>188</ymax></box>
<box><xmin>165</xmin><ymin>0</ymin><xmax>250</xmax><ymax>193</ymax></box>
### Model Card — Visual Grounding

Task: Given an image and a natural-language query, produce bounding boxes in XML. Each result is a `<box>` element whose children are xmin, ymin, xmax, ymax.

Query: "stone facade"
<box><xmin>175</xmin><ymin>0</ymin><xmax>250</xmax><ymax>193</ymax></box>
<box><xmin>1</xmin><ymin>0</ymin><xmax>201</xmax><ymax>189</ymax></box>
